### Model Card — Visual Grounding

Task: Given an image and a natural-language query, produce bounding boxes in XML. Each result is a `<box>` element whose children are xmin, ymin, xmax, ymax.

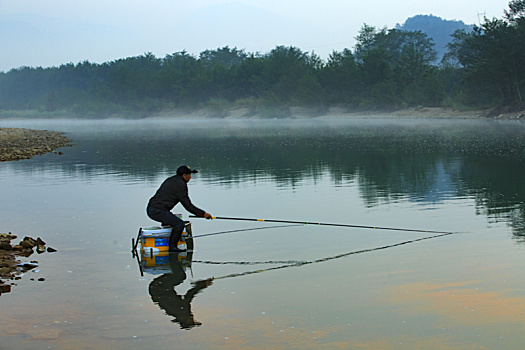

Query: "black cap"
<box><xmin>177</xmin><ymin>165</ymin><xmax>198</xmax><ymax>175</ymax></box>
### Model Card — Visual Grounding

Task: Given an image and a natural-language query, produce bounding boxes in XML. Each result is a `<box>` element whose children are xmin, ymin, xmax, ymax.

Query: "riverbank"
<box><xmin>137</xmin><ymin>106</ymin><xmax>525</xmax><ymax>120</ymax></box>
<box><xmin>0</xmin><ymin>127</ymin><xmax>73</xmax><ymax>162</ymax></box>
<box><xmin>2</xmin><ymin>105</ymin><xmax>524</xmax><ymax>120</ymax></box>
<box><xmin>0</xmin><ymin>106</ymin><xmax>522</xmax><ymax>163</ymax></box>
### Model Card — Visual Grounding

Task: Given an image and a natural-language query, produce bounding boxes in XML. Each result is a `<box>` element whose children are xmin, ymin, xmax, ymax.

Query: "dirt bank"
<box><xmin>146</xmin><ymin>106</ymin><xmax>524</xmax><ymax>120</ymax></box>
<box><xmin>0</xmin><ymin>127</ymin><xmax>73</xmax><ymax>162</ymax></box>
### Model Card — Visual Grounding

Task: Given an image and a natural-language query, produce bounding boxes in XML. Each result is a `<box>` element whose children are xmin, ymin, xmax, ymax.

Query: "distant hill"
<box><xmin>395</xmin><ymin>14</ymin><xmax>474</xmax><ymax>63</ymax></box>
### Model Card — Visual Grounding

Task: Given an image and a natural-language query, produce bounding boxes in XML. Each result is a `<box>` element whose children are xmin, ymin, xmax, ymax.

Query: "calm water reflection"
<box><xmin>147</xmin><ymin>252</ymin><xmax>213</xmax><ymax>329</ymax></box>
<box><xmin>1</xmin><ymin>118</ymin><xmax>525</xmax><ymax>349</ymax></box>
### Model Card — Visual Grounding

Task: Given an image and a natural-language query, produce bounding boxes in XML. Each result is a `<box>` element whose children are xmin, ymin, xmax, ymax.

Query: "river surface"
<box><xmin>1</xmin><ymin>118</ymin><xmax>525</xmax><ymax>349</ymax></box>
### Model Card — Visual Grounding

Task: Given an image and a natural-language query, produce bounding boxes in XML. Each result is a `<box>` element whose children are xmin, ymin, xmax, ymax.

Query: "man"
<box><xmin>147</xmin><ymin>165</ymin><xmax>212</xmax><ymax>253</ymax></box>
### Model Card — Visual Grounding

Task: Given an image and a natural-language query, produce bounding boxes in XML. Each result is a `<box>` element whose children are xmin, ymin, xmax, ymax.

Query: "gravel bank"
<box><xmin>0</xmin><ymin>127</ymin><xmax>73</xmax><ymax>162</ymax></box>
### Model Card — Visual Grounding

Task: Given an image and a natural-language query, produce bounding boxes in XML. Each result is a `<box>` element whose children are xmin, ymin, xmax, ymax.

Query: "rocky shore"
<box><xmin>0</xmin><ymin>127</ymin><xmax>66</xmax><ymax>294</ymax></box>
<box><xmin>0</xmin><ymin>127</ymin><xmax>72</xmax><ymax>162</ymax></box>
<box><xmin>0</xmin><ymin>233</ymin><xmax>57</xmax><ymax>295</ymax></box>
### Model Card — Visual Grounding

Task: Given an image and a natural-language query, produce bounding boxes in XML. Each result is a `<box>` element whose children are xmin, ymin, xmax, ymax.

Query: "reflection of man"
<box><xmin>148</xmin><ymin>253</ymin><xmax>213</xmax><ymax>329</ymax></box>
<box><xmin>147</xmin><ymin>165</ymin><xmax>213</xmax><ymax>253</ymax></box>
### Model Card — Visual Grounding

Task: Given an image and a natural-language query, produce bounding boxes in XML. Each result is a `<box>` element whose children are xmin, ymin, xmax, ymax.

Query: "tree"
<box><xmin>157</xmin><ymin>51</ymin><xmax>206</xmax><ymax>105</ymax></box>
<box><xmin>293</xmin><ymin>74</ymin><xmax>325</xmax><ymax>106</ymax></box>
<box><xmin>353</xmin><ymin>24</ymin><xmax>439</xmax><ymax>107</ymax></box>
<box><xmin>262</xmin><ymin>46</ymin><xmax>312</xmax><ymax>104</ymax></box>
<box><xmin>443</xmin><ymin>4</ymin><xmax>525</xmax><ymax>106</ymax></box>
<box><xmin>354</xmin><ymin>24</ymin><xmax>385</xmax><ymax>63</ymax></box>
<box><xmin>322</xmin><ymin>49</ymin><xmax>358</xmax><ymax>105</ymax></box>
<box><xmin>199</xmin><ymin>46</ymin><xmax>247</xmax><ymax>68</ymax></box>
<box><xmin>505</xmin><ymin>0</ymin><xmax>525</xmax><ymax>22</ymax></box>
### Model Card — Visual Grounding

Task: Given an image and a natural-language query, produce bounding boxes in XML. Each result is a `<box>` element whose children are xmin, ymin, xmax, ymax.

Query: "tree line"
<box><xmin>0</xmin><ymin>0</ymin><xmax>524</xmax><ymax>117</ymax></box>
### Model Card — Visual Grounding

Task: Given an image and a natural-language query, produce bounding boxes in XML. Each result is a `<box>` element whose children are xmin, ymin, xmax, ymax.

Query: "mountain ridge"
<box><xmin>395</xmin><ymin>14</ymin><xmax>475</xmax><ymax>62</ymax></box>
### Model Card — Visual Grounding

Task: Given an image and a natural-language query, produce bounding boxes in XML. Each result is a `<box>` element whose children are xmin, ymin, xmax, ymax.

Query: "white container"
<box><xmin>140</xmin><ymin>226</ymin><xmax>172</xmax><ymax>237</ymax></box>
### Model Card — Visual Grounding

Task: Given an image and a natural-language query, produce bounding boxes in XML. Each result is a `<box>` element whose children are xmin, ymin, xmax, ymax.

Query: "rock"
<box><xmin>19</xmin><ymin>241</ymin><xmax>34</xmax><ymax>249</ymax></box>
<box><xmin>0</xmin><ymin>233</ymin><xmax>17</xmax><ymax>241</ymax></box>
<box><xmin>38</xmin><ymin>278</ymin><xmax>45</xmax><ymax>282</ymax></box>
<box><xmin>0</xmin><ymin>230</ymin><xmax>55</xmax><ymax>289</ymax></box>
<box><xmin>22</xmin><ymin>237</ymin><xmax>37</xmax><ymax>247</ymax></box>
<box><xmin>18</xmin><ymin>250</ymin><xmax>34</xmax><ymax>257</ymax></box>
<box><xmin>0</xmin><ymin>284</ymin><xmax>11</xmax><ymax>293</ymax></box>
<box><xmin>18</xmin><ymin>263</ymin><xmax>37</xmax><ymax>271</ymax></box>
<box><xmin>0</xmin><ymin>242</ymin><xmax>12</xmax><ymax>250</ymax></box>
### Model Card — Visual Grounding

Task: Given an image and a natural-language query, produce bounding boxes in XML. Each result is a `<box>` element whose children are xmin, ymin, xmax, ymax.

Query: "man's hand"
<box><xmin>203</xmin><ymin>212</ymin><xmax>213</xmax><ymax>220</ymax></box>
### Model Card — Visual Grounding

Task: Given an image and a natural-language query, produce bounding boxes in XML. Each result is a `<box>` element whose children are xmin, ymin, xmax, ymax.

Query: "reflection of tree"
<box><xmin>148</xmin><ymin>254</ymin><xmax>213</xmax><ymax>329</ymax></box>
<box><xmin>456</xmin><ymin>155</ymin><xmax>525</xmax><ymax>240</ymax></box>
<box><xmin>21</xmin><ymin>121</ymin><xmax>525</xmax><ymax>238</ymax></box>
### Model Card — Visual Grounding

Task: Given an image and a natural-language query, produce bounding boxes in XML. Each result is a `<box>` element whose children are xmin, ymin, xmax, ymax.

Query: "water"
<box><xmin>1</xmin><ymin>118</ymin><xmax>525</xmax><ymax>349</ymax></box>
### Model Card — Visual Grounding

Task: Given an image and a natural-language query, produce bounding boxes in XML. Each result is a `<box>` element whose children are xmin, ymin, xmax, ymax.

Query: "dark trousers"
<box><xmin>146</xmin><ymin>206</ymin><xmax>185</xmax><ymax>250</ymax></box>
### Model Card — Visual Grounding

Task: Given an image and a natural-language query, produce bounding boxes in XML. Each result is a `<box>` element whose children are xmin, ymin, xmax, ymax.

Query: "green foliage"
<box><xmin>443</xmin><ymin>1</ymin><xmax>525</xmax><ymax>107</ymax></box>
<box><xmin>352</xmin><ymin>24</ymin><xmax>440</xmax><ymax>108</ymax></box>
<box><xmin>1</xmin><ymin>3</ymin><xmax>523</xmax><ymax>117</ymax></box>
<box><xmin>199</xmin><ymin>46</ymin><xmax>247</xmax><ymax>68</ymax></box>
<box><xmin>505</xmin><ymin>0</ymin><xmax>525</xmax><ymax>21</ymax></box>
<box><xmin>293</xmin><ymin>74</ymin><xmax>325</xmax><ymax>106</ymax></box>
<box><xmin>370</xmin><ymin>80</ymin><xmax>398</xmax><ymax>107</ymax></box>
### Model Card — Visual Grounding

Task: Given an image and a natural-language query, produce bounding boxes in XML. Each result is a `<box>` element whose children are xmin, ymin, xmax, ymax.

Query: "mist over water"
<box><xmin>1</xmin><ymin>118</ymin><xmax>525</xmax><ymax>349</ymax></box>
<box><xmin>6</xmin><ymin>117</ymin><xmax>524</xmax><ymax>235</ymax></box>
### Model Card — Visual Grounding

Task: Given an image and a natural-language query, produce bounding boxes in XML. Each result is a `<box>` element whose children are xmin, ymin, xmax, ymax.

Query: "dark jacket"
<box><xmin>147</xmin><ymin>175</ymin><xmax>205</xmax><ymax>216</ymax></box>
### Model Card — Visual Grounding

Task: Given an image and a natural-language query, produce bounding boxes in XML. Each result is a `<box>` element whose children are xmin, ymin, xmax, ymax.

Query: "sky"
<box><xmin>0</xmin><ymin>0</ymin><xmax>512</xmax><ymax>72</ymax></box>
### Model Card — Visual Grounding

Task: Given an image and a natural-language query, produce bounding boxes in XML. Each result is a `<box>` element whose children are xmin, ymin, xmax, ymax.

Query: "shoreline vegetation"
<box><xmin>0</xmin><ymin>105</ymin><xmax>524</xmax><ymax>121</ymax></box>
<box><xmin>146</xmin><ymin>105</ymin><xmax>523</xmax><ymax>120</ymax></box>
<box><xmin>1</xmin><ymin>104</ymin><xmax>523</xmax><ymax>163</ymax></box>
<box><xmin>1</xmin><ymin>4</ymin><xmax>524</xmax><ymax>121</ymax></box>
<box><xmin>0</xmin><ymin>107</ymin><xmax>525</xmax><ymax>163</ymax></box>
<box><xmin>1</xmin><ymin>105</ymin><xmax>523</xmax><ymax>163</ymax></box>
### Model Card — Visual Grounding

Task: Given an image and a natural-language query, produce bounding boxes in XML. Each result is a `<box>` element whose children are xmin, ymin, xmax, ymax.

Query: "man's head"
<box><xmin>177</xmin><ymin>165</ymin><xmax>198</xmax><ymax>182</ymax></box>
